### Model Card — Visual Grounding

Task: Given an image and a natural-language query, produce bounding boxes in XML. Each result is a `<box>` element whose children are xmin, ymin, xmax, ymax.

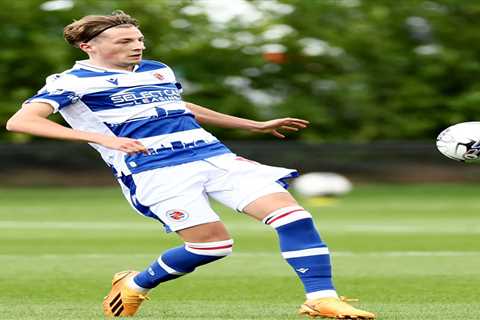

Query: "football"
<box><xmin>436</xmin><ymin>121</ymin><xmax>480</xmax><ymax>161</ymax></box>
<box><xmin>293</xmin><ymin>172</ymin><xmax>352</xmax><ymax>197</ymax></box>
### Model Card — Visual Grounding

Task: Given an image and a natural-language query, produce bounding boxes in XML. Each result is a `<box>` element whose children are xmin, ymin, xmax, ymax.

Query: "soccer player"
<box><xmin>6</xmin><ymin>11</ymin><xmax>375</xmax><ymax>319</ymax></box>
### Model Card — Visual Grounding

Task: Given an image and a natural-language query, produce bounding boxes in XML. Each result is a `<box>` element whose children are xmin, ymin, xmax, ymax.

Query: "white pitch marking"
<box><xmin>343</xmin><ymin>224</ymin><xmax>480</xmax><ymax>234</ymax></box>
<box><xmin>0</xmin><ymin>251</ymin><xmax>478</xmax><ymax>258</ymax></box>
<box><xmin>0</xmin><ymin>221</ymin><xmax>159</xmax><ymax>230</ymax></box>
<box><xmin>1</xmin><ymin>221</ymin><xmax>480</xmax><ymax>234</ymax></box>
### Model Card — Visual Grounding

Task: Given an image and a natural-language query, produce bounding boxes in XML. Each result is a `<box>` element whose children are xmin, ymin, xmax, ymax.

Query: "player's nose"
<box><xmin>132</xmin><ymin>40</ymin><xmax>145</xmax><ymax>51</ymax></box>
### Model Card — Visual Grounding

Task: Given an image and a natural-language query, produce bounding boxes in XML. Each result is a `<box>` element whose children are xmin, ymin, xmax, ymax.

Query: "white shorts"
<box><xmin>117</xmin><ymin>153</ymin><xmax>297</xmax><ymax>232</ymax></box>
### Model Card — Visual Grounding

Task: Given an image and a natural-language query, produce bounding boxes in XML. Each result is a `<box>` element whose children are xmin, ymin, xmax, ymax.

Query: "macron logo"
<box><xmin>148</xmin><ymin>267</ymin><xmax>155</xmax><ymax>276</ymax></box>
<box><xmin>296</xmin><ymin>268</ymin><xmax>309</xmax><ymax>274</ymax></box>
<box><xmin>107</xmin><ymin>78</ymin><xmax>118</xmax><ymax>85</ymax></box>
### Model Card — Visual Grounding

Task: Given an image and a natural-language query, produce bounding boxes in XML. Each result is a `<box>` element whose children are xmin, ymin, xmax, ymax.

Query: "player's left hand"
<box><xmin>252</xmin><ymin>118</ymin><xmax>309</xmax><ymax>138</ymax></box>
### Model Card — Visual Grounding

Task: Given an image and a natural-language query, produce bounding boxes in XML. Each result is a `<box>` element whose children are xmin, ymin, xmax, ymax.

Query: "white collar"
<box><xmin>74</xmin><ymin>60</ymin><xmax>140</xmax><ymax>73</ymax></box>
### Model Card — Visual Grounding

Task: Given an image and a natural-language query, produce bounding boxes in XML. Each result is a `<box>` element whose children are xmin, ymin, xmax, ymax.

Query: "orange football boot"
<box><xmin>103</xmin><ymin>270</ymin><xmax>149</xmax><ymax>317</ymax></box>
<box><xmin>298</xmin><ymin>296</ymin><xmax>376</xmax><ymax>319</ymax></box>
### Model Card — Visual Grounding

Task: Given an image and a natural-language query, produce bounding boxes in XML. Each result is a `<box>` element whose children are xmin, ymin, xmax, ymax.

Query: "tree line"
<box><xmin>1</xmin><ymin>0</ymin><xmax>479</xmax><ymax>142</ymax></box>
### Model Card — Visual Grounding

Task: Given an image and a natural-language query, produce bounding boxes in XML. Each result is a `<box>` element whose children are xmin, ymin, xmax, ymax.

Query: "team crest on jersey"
<box><xmin>153</xmin><ymin>72</ymin><xmax>164</xmax><ymax>80</ymax></box>
<box><xmin>166</xmin><ymin>209</ymin><xmax>189</xmax><ymax>222</ymax></box>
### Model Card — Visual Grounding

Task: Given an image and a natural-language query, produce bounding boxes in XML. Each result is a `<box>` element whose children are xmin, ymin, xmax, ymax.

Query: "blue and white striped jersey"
<box><xmin>26</xmin><ymin>60</ymin><xmax>231</xmax><ymax>176</ymax></box>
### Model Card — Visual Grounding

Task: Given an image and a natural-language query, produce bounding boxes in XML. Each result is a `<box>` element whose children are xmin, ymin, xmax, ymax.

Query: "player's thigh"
<box><xmin>242</xmin><ymin>191</ymin><xmax>299</xmax><ymax>221</ymax></box>
<box><xmin>205</xmin><ymin>154</ymin><xmax>298</xmax><ymax>218</ymax></box>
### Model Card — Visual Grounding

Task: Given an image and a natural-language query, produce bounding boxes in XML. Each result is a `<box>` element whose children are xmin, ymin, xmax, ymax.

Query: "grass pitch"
<box><xmin>0</xmin><ymin>184</ymin><xmax>479</xmax><ymax>319</ymax></box>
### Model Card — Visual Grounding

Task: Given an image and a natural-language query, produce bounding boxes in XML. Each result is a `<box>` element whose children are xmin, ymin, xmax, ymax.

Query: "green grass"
<box><xmin>0</xmin><ymin>184</ymin><xmax>479</xmax><ymax>319</ymax></box>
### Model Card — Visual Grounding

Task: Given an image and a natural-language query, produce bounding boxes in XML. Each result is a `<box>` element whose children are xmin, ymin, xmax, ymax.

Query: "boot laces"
<box><xmin>124</xmin><ymin>293</ymin><xmax>150</xmax><ymax>306</ymax></box>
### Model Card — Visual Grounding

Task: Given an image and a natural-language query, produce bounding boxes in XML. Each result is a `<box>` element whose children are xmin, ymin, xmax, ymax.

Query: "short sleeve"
<box><xmin>24</xmin><ymin>74</ymin><xmax>79</xmax><ymax>113</ymax></box>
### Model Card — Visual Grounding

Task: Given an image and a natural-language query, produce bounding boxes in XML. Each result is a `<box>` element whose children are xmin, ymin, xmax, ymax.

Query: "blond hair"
<box><xmin>63</xmin><ymin>10</ymin><xmax>139</xmax><ymax>47</ymax></box>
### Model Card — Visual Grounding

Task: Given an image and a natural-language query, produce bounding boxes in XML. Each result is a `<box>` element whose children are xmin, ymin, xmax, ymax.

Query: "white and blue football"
<box><xmin>436</xmin><ymin>121</ymin><xmax>480</xmax><ymax>161</ymax></box>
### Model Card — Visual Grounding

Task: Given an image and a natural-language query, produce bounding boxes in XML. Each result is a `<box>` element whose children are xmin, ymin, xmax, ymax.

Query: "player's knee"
<box><xmin>262</xmin><ymin>205</ymin><xmax>312</xmax><ymax>228</ymax></box>
<box><xmin>185</xmin><ymin>239</ymin><xmax>234</xmax><ymax>257</ymax></box>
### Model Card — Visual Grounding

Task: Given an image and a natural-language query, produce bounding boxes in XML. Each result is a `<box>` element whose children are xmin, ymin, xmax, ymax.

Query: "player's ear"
<box><xmin>78</xmin><ymin>42</ymin><xmax>93</xmax><ymax>53</ymax></box>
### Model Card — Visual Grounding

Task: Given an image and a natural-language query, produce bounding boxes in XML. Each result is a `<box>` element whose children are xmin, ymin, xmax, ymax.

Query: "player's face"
<box><xmin>88</xmin><ymin>25</ymin><xmax>145</xmax><ymax>70</ymax></box>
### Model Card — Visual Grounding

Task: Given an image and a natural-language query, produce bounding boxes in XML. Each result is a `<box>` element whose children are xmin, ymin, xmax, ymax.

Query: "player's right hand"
<box><xmin>97</xmin><ymin>136</ymin><xmax>148</xmax><ymax>155</ymax></box>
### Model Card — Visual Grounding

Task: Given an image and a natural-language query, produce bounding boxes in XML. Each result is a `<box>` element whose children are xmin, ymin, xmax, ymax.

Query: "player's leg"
<box><xmin>104</xmin><ymin>220</ymin><xmax>233</xmax><ymax>317</ymax></box>
<box><xmin>243</xmin><ymin>191</ymin><xmax>375</xmax><ymax>319</ymax></box>
<box><xmin>243</xmin><ymin>191</ymin><xmax>337</xmax><ymax>299</ymax></box>
<box><xmin>104</xmin><ymin>166</ymin><xmax>233</xmax><ymax>317</ymax></box>
<box><xmin>131</xmin><ymin>221</ymin><xmax>233</xmax><ymax>292</ymax></box>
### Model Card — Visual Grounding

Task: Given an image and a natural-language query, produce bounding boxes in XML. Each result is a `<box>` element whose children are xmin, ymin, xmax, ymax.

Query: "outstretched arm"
<box><xmin>186</xmin><ymin>102</ymin><xmax>309</xmax><ymax>138</ymax></box>
<box><xmin>6</xmin><ymin>102</ymin><xmax>147</xmax><ymax>154</ymax></box>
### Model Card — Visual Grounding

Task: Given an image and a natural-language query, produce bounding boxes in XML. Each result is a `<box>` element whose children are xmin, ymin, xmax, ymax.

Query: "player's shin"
<box><xmin>263</xmin><ymin>206</ymin><xmax>337</xmax><ymax>299</ymax></box>
<box><xmin>130</xmin><ymin>239</ymin><xmax>233</xmax><ymax>291</ymax></box>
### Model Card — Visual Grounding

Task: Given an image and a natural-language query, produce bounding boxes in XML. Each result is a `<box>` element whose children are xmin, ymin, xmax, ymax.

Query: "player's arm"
<box><xmin>186</xmin><ymin>102</ymin><xmax>309</xmax><ymax>138</ymax></box>
<box><xmin>6</xmin><ymin>102</ymin><xmax>147</xmax><ymax>154</ymax></box>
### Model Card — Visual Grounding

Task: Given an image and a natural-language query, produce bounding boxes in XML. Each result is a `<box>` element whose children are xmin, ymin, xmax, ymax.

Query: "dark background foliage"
<box><xmin>2</xmin><ymin>0</ymin><xmax>480</xmax><ymax>142</ymax></box>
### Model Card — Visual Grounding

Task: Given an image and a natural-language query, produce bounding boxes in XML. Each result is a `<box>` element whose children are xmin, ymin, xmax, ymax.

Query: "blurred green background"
<box><xmin>3</xmin><ymin>0</ymin><xmax>480</xmax><ymax>185</ymax></box>
<box><xmin>3</xmin><ymin>0</ymin><xmax>480</xmax><ymax>143</ymax></box>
